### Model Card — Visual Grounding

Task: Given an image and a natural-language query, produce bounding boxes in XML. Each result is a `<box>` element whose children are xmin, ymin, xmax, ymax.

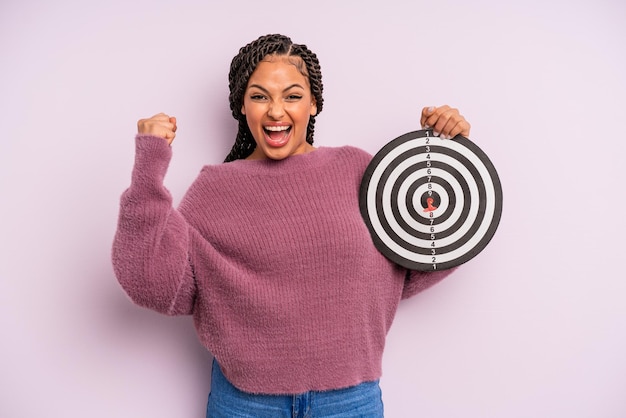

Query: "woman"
<box><xmin>112</xmin><ymin>33</ymin><xmax>471</xmax><ymax>417</ymax></box>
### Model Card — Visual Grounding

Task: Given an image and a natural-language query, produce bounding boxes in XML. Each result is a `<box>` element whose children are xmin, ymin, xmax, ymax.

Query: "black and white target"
<box><xmin>359</xmin><ymin>129</ymin><xmax>503</xmax><ymax>271</ymax></box>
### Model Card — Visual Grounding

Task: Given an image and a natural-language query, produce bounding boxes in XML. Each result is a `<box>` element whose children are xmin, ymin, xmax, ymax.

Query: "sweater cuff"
<box><xmin>130</xmin><ymin>134</ymin><xmax>173</xmax><ymax>186</ymax></box>
<box><xmin>135</xmin><ymin>133</ymin><xmax>172</xmax><ymax>159</ymax></box>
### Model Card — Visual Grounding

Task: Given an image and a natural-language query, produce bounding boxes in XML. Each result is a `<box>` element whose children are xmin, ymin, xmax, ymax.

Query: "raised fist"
<box><xmin>137</xmin><ymin>113</ymin><xmax>178</xmax><ymax>145</ymax></box>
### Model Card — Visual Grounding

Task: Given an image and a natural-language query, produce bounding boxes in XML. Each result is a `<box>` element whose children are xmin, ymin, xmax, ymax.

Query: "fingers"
<box><xmin>137</xmin><ymin>113</ymin><xmax>178</xmax><ymax>145</ymax></box>
<box><xmin>421</xmin><ymin>105</ymin><xmax>471</xmax><ymax>139</ymax></box>
<box><xmin>420</xmin><ymin>106</ymin><xmax>435</xmax><ymax>129</ymax></box>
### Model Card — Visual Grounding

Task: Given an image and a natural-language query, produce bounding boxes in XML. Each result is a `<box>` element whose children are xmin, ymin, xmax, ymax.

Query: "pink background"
<box><xmin>1</xmin><ymin>1</ymin><xmax>625</xmax><ymax>416</ymax></box>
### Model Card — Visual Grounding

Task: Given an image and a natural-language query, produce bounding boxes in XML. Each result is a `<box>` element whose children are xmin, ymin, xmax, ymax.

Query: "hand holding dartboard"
<box><xmin>359</xmin><ymin>129</ymin><xmax>503</xmax><ymax>271</ymax></box>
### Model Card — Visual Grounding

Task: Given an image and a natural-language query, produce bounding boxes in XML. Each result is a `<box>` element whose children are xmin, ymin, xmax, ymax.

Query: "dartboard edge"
<box><xmin>359</xmin><ymin>129</ymin><xmax>503</xmax><ymax>271</ymax></box>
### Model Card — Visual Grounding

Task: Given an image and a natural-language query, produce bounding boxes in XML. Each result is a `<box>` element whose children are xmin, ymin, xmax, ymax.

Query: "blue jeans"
<box><xmin>206</xmin><ymin>360</ymin><xmax>384</xmax><ymax>417</ymax></box>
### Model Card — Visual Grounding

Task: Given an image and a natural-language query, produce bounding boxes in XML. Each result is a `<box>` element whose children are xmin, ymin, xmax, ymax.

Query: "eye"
<box><xmin>286</xmin><ymin>94</ymin><xmax>303</xmax><ymax>101</ymax></box>
<box><xmin>250</xmin><ymin>94</ymin><xmax>267</xmax><ymax>101</ymax></box>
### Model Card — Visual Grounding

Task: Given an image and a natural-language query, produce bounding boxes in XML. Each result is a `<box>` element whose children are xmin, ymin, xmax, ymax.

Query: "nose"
<box><xmin>267</xmin><ymin>100</ymin><xmax>285</xmax><ymax>119</ymax></box>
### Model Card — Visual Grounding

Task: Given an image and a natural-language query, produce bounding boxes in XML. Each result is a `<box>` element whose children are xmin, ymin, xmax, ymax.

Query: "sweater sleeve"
<box><xmin>111</xmin><ymin>134</ymin><xmax>196</xmax><ymax>315</ymax></box>
<box><xmin>401</xmin><ymin>267</ymin><xmax>458</xmax><ymax>299</ymax></box>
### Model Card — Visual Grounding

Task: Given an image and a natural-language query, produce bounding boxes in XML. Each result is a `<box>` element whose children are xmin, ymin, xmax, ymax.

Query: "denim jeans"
<box><xmin>206</xmin><ymin>359</ymin><xmax>384</xmax><ymax>417</ymax></box>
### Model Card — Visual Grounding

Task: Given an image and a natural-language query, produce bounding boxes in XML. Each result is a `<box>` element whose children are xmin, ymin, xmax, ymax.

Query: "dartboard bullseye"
<box><xmin>359</xmin><ymin>129</ymin><xmax>503</xmax><ymax>271</ymax></box>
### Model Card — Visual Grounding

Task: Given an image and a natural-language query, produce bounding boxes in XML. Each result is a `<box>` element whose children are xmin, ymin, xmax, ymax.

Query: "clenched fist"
<box><xmin>137</xmin><ymin>113</ymin><xmax>178</xmax><ymax>145</ymax></box>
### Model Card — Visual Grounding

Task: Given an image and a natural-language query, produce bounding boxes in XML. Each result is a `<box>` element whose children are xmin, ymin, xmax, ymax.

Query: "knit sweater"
<box><xmin>112</xmin><ymin>134</ymin><xmax>456</xmax><ymax>395</ymax></box>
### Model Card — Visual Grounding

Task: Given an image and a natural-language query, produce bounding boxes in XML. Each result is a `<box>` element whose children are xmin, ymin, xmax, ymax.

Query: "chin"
<box><xmin>265</xmin><ymin>148</ymin><xmax>292</xmax><ymax>160</ymax></box>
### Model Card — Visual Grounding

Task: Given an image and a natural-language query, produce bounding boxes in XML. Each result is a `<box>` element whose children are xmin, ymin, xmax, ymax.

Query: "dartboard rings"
<box><xmin>359</xmin><ymin>129</ymin><xmax>503</xmax><ymax>271</ymax></box>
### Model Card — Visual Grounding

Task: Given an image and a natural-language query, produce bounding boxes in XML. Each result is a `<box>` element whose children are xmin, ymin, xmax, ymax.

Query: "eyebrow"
<box><xmin>247</xmin><ymin>84</ymin><xmax>306</xmax><ymax>94</ymax></box>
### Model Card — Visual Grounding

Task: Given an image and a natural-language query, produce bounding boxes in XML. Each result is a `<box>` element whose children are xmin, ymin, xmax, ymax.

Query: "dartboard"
<box><xmin>359</xmin><ymin>129</ymin><xmax>503</xmax><ymax>271</ymax></box>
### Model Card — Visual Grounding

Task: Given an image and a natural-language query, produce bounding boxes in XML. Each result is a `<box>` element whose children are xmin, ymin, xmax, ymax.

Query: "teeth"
<box><xmin>264</xmin><ymin>125</ymin><xmax>290</xmax><ymax>132</ymax></box>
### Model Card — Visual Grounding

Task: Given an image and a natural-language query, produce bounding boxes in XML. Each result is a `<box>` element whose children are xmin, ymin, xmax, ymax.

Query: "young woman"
<box><xmin>113</xmin><ymin>33</ymin><xmax>471</xmax><ymax>417</ymax></box>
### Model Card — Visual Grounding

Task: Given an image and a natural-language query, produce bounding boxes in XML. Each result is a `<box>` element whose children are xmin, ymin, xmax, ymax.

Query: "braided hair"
<box><xmin>224</xmin><ymin>34</ymin><xmax>324</xmax><ymax>162</ymax></box>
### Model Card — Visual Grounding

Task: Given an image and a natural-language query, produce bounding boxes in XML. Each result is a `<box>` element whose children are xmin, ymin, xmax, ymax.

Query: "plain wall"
<box><xmin>1</xmin><ymin>0</ymin><xmax>625</xmax><ymax>417</ymax></box>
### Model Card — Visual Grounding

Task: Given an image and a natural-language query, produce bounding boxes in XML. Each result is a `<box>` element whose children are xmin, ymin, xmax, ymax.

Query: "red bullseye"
<box><xmin>423</xmin><ymin>197</ymin><xmax>437</xmax><ymax>213</ymax></box>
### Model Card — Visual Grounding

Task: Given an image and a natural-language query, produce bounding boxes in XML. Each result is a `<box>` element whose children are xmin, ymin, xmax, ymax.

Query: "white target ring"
<box><xmin>359</xmin><ymin>129</ymin><xmax>503</xmax><ymax>271</ymax></box>
<box><xmin>391</xmin><ymin>163</ymin><xmax>464</xmax><ymax>235</ymax></box>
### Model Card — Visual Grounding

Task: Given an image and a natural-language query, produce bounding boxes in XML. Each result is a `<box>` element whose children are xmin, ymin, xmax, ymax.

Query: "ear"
<box><xmin>310</xmin><ymin>100</ymin><xmax>317</xmax><ymax>116</ymax></box>
<box><xmin>241</xmin><ymin>104</ymin><xmax>246</xmax><ymax>115</ymax></box>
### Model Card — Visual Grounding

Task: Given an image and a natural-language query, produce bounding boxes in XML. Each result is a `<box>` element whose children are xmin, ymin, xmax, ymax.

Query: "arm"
<box><xmin>111</xmin><ymin>115</ymin><xmax>196</xmax><ymax>315</ymax></box>
<box><xmin>401</xmin><ymin>268</ymin><xmax>458</xmax><ymax>299</ymax></box>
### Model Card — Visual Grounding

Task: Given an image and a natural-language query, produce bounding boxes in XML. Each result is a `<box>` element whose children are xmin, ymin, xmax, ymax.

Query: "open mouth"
<box><xmin>263</xmin><ymin>125</ymin><xmax>292</xmax><ymax>147</ymax></box>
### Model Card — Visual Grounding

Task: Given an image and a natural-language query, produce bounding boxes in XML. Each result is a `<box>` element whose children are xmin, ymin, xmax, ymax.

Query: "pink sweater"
<box><xmin>112</xmin><ymin>134</ymin><xmax>456</xmax><ymax>394</ymax></box>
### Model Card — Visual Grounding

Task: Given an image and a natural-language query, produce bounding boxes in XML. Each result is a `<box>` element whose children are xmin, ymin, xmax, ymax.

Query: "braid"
<box><xmin>224</xmin><ymin>34</ymin><xmax>324</xmax><ymax>162</ymax></box>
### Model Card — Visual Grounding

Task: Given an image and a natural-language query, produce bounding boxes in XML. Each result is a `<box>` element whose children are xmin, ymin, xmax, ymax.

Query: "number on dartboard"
<box><xmin>431</xmin><ymin>217</ymin><xmax>437</xmax><ymax>269</ymax></box>
<box><xmin>427</xmin><ymin>134</ymin><xmax>437</xmax><ymax>270</ymax></box>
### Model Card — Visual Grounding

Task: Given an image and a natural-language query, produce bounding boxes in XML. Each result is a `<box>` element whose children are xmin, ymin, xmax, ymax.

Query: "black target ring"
<box><xmin>392</xmin><ymin>162</ymin><xmax>465</xmax><ymax>236</ymax></box>
<box><xmin>359</xmin><ymin>129</ymin><xmax>503</xmax><ymax>271</ymax></box>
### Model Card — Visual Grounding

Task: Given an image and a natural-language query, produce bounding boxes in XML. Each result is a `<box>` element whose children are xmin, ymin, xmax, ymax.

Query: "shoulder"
<box><xmin>326</xmin><ymin>145</ymin><xmax>372</xmax><ymax>158</ymax></box>
<box><xmin>178</xmin><ymin>162</ymin><xmax>243</xmax><ymax>207</ymax></box>
<box><xmin>186</xmin><ymin>146</ymin><xmax>374</xmax><ymax>188</ymax></box>
<box><xmin>322</xmin><ymin>145</ymin><xmax>373</xmax><ymax>168</ymax></box>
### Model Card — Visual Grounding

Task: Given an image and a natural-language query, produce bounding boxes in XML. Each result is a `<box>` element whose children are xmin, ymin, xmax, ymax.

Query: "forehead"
<box><xmin>247</xmin><ymin>55</ymin><xmax>310</xmax><ymax>87</ymax></box>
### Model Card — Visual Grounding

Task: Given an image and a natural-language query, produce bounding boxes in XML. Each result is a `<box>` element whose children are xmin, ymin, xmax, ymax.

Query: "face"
<box><xmin>241</xmin><ymin>55</ymin><xmax>318</xmax><ymax>160</ymax></box>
